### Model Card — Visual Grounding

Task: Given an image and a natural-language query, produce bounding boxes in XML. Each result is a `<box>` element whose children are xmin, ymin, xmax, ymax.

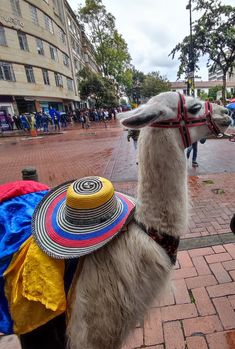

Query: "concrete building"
<box><xmin>64</xmin><ymin>1</ymin><xmax>99</xmax><ymax>110</ymax></box>
<box><xmin>208</xmin><ymin>54</ymin><xmax>235</xmax><ymax>82</ymax></box>
<box><xmin>0</xmin><ymin>0</ymin><xmax>87</xmax><ymax>115</ymax></box>
<box><xmin>171</xmin><ymin>80</ymin><xmax>235</xmax><ymax>99</ymax></box>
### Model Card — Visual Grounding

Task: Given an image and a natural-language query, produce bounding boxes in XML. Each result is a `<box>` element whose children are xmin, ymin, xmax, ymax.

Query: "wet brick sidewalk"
<box><xmin>0</xmin><ymin>121</ymin><xmax>235</xmax><ymax>349</ymax></box>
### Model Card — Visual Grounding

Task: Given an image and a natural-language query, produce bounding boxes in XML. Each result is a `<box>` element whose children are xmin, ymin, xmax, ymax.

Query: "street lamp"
<box><xmin>186</xmin><ymin>0</ymin><xmax>195</xmax><ymax>97</ymax></box>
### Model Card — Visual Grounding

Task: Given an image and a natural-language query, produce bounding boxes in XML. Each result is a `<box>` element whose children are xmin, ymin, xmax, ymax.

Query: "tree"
<box><xmin>170</xmin><ymin>0</ymin><xmax>235</xmax><ymax>104</ymax></box>
<box><xmin>79</xmin><ymin>0</ymin><xmax>132</xmax><ymax>90</ymax></box>
<box><xmin>169</xmin><ymin>35</ymin><xmax>201</xmax><ymax>80</ymax></box>
<box><xmin>140</xmin><ymin>72</ymin><xmax>171</xmax><ymax>99</ymax></box>
<box><xmin>208</xmin><ymin>86</ymin><xmax>221</xmax><ymax>101</ymax></box>
<box><xmin>78</xmin><ymin>67</ymin><xmax>118</xmax><ymax>108</ymax></box>
<box><xmin>197</xmin><ymin>90</ymin><xmax>208</xmax><ymax>101</ymax></box>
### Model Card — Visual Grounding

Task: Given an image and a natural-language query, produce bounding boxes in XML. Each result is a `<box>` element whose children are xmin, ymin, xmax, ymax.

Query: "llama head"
<box><xmin>118</xmin><ymin>92</ymin><xmax>231</xmax><ymax>147</ymax></box>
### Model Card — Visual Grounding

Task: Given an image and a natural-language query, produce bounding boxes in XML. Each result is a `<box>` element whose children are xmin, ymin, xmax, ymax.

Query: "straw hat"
<box><xmin>32</xmin><ymin>176</ymin><xmax>135</xmax><ymax>259</ymax></box>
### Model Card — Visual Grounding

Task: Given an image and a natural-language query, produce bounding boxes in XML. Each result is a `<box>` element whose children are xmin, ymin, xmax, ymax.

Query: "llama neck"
<box><xmin>135</xmin><ymin>128</ymin><xmax>188</xmax><ymax>237</ymax></box>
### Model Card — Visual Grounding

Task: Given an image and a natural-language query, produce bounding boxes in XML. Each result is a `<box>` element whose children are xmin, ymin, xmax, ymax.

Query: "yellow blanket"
<box><xmin>4</xmin><ymin>237</ymin><xmax>66</xmax><ymax>334</ymax></box>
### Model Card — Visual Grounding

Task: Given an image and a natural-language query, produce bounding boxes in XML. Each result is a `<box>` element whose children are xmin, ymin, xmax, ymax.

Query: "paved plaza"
<box><xmin>0</xmin><ymin>121</ymin><xmax>235</xmax><ymax>349</ymax></box>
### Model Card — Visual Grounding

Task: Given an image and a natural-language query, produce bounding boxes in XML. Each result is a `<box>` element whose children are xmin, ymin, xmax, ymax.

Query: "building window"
<box><xmin>67</xmin><ymin>78</ymin><xmax>73</xmax><ymax>91</ymax></box>
<box><xmin>29</xmin><ymin>4</ymin><xmax>39</xmax><ymax>25</ymax></box>
<box><xmin>0</xmin><ymin>27</ymin><xmax>7</xmax><ymax>46</ymax></box>
<box><xmin>10</xmin><ymin>0</ymin><xmax>21</xmax><ymax>17</ymax></box>
<box><xmin>76</xmin><ymin>44</ymin><xmax>80</xmax><ymax>55</ymax></box>
<box><xmin>53</xmin><ymin>0</ymin><xmax>59</xmax><ymax>15</ymax></box>
<box><xmin>54</xmin><ymin>73</ymin><xmax>63</xmax><ymax>87</ymax></box>
<box><xmin>42</xmin><ymin>69</ymin><xmax>50</xmax><ymax>85</ymax></box>
<box><xmin>59</xmin><ymin>28</ymin><xmax>66</xmax><ymax>44</ymax></box>
<box><xmin>18</xmin><ymin>32</ymin><xmax>29</xmax><ymax>51</ymax></box>
<box><xmin>43</xmin><ymin>0</ymin><xmax>49</xmax><ymax>3</ymax></box>
<box><xmin>74</xmin><ymin>59</ymin><xmax>79</xmax><ymax>73</ymax></box>
<box><xmin>25</xmin><ymin>65</ymin><xmax>35</xmax><ymax>83</ymax></box>
<box><xmin>63</xmin><ymin>53</ymin><xmax>69</xmax><ymax>67</ymax></box>
<box><xmin>0</xmin><ymin>62</ymin><xmax>15</xmax><ymax>81</ymax></box>
<box><xmin>44</xmin><ymin>15</ymin><xmax>54</xmax><ymax>34</ymax></box>
<box><xmin>49</xmin><ymin>45</ymin><xmax>58</xmax><ymax>61</ymax></box>
<box><xmin>70</xmin><ymin>36</ymin><xmax>75</xmax><ymax>51</ymax></box>
<box><xmin>36</xmin><ymin>38</ymin><xmax>44</xmax><ymax>55</ymax></box>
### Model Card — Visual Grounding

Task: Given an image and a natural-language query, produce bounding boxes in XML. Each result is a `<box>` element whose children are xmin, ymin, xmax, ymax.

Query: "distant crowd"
<box><xmin>1</xmin><ymin>106</ymin><xmax>123</xmax><ymax>133</ymax></box>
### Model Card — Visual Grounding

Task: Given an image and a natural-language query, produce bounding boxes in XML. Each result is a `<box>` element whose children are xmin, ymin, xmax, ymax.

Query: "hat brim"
<box><xmin>32</xmin><ymin>180</ymin><xmax>135</xmax><ymax>259</ymax></box>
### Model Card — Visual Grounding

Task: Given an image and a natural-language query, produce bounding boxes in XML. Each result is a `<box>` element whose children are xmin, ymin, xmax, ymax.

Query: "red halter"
<box><xmin>150</xmin><ymin>93</ymin><xmax>223</xmax><ymax>148</ymax></box>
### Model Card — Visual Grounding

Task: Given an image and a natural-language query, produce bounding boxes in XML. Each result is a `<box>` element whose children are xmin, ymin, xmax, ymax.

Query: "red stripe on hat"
<box><xmin>44</xmin><ymin>192</ymin><xmax>134</xmax><ymax>248</ymax></box>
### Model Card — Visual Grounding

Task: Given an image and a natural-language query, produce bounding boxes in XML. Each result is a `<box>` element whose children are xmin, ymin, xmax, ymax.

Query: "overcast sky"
<box><xmin>67</xmin><ymin>0</ymin><xmax>235</xmax><ymax>82</ymax></box>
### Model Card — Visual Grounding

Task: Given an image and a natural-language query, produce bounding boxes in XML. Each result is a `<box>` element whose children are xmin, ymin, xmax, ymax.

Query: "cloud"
<box><xmin>68</xmin><ymin>0</ymin><xmax>234</xmax><ymax>81</ymax></box>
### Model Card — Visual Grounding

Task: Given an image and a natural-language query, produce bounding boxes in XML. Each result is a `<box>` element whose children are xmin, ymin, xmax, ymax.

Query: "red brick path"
<box><xmin>0</xmin><ymin>122</ymin><xmax>235</xmax><ymax>349</ymax></box>
<box><xmin>122</xmin><ymin>245</ymin><xmax>235</xmax><ymax>349</ymax></box>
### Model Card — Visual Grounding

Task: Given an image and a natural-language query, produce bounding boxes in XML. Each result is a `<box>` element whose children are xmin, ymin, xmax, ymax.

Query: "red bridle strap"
<box><xmin>150</xmin><ymin>93</ymin><xmax>221</xmax><ymax>148</ymax></box>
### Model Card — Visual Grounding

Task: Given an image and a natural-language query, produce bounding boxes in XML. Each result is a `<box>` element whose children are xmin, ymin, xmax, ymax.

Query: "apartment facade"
<box><xmin>64</xmin><ymin>1</ymin><xmax>99</xmax><ymax>109</ymax></box>
<box><xmin>0</xmin><ymin>0</ymin><xmax>97</xmax><ymax>116</ymax></box>
<box><xmin>208</xmin><ymin>57</ymin><xmax>235</xmax><ymax>82</ymax></box>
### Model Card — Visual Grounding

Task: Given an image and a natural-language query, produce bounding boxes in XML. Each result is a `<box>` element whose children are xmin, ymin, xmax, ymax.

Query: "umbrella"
<box><xmin>229</xmin><ymin>98</ymin><xmax>235</xmax><ymax>103</ymax></box>
<box><xmin>226</xmin><ymin>102</ymin><xmax>235</xmax><ymax>110</ymax></box>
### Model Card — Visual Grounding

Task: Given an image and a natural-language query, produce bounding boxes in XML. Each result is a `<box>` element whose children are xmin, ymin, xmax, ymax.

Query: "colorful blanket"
<box><xmin>0</xmin><ymin>181</ymin><xmax>66</xmax><ymax>335</ymax></box>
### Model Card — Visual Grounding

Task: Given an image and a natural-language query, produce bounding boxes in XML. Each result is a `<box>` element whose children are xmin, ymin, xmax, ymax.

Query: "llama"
<box><xmin>2</xmin><ymin>92</ymin><xmax>230</xmax><ymax>348</ymax></box>
<box><xmin>66</xmin><ymin>92</ymin><xmax>231</xmax><ymax>349</ymax></box>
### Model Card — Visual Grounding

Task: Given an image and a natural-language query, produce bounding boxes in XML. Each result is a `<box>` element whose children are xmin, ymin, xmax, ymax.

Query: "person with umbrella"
<box><xmin>226</xmin><ymin>102</ymin><xmax>235</xmax><ymax>127</ymax></box>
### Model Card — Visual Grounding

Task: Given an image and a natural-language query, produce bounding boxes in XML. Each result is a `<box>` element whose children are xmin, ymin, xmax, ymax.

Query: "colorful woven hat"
<box><xmin>32</xmin><ymin>176</ymin><xmax>135</xmax><ymax>259</ymax></box>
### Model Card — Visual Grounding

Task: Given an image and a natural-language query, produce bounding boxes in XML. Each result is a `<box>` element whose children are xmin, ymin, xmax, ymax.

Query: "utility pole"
<box><xmin>186</xmin><ymin>0</ymin><xmax>195</xmax><ymax>97</ymax></box>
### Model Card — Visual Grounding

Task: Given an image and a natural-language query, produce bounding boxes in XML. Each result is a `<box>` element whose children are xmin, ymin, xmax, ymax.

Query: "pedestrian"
<box><xmin>54</xmin><ymin>110</ymin><xmax>61</xmax><ymax>131</ymax></box>
<box><xmin>35</xmin><ymin>112</ymin><xmax>42</xmax><ymax>131</ymax></box>
<box><xmin>127</xmin><ymin>129</ymin><xmax>140</xmax><ymax>150</ymax></box>
<box><xmin>186</xmin><ymin>138</ymin><xmax>206</xmax><ymax>167</ymax></box>
<box><xmin>13</xmin><ymin>115</ymin><xmax>21</xmax><ymax>130</ymax></box>
<box><xmin>60</xmin><ymin>113</ymin><xmax>67</xmax><ymax>128</ymax></box>
<box><xmin>41</xmin><ymin>112</ymin><xmax>49</xmax><ymax>133</ymax></box>
<box><xmin>6</xmin><ymin>114</ymin><xmax>14</xmax><ymax>130</ymax></box>
<box><xmin>20</xmin><ymin>114</ymin><xmax>30</xmax><ymax>131</ymax></box>
<box><xmin>230</xmin><ymin>214</ymin><xmax>235</xmax><ymax>234</ymax></box>
<box><xmin>80</xmin><ymin>113</ymin><xmax>85</xmax><ymax>129</ymax></box>
<box><xmin>84</xmin><ymin>113</ymin><xmax>90</xmax><ymax>129</ymax></box>
<box><xmin>230</xmin><ymin>109</ymin><xmax>235</xmax><ymax>127</ymax></box>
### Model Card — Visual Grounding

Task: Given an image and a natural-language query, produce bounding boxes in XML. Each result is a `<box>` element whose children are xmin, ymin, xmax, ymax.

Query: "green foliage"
<box><xmin>197</xmin><ymin>90</ymin><xmax>208</xmax><ymax>100</ymax></box>
<box><xmin>79</xmin><ymin>0</ymin><xmax>131</xmax><ymax>91</ymax></box>
<box><xmin>78</xmin><ymin>67</ymin><xmax>118</xmax><ymax>108</ymax></box>
<box><xmin>120</xmin><ymin>98</ymin><xmax>127</xmax><ymax>105</ymax></box>
<box><xmin>140</xmin><ymin>72</ymin><xmax>171</xmax><ymax>99</ymax></box>
<box><xmin>170</xmin><ymin>0</ymin><xmax>235</xmax><ymax>103</ymax></box>
<box><xmin>208</xmin><ymin>86</ymin><xmax>221</xmax><ymax>101</ymax></box>
<box><xmin>170</xmin><ymin>35</ymin><xmax>201</xmax><ymax>80</ymax></box>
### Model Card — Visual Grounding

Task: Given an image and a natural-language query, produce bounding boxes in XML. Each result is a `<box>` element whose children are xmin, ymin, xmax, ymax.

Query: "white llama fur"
<box><xmin>67</xmin><ymin>92</ymin><xmax>231</xmax><ymax>349</ymax></box>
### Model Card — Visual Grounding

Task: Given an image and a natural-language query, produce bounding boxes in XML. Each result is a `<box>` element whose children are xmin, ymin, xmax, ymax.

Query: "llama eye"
<box><xmin>188</xmin><ymin>103</ymin><xmax>202</xmax><ymax>114</ymax></box>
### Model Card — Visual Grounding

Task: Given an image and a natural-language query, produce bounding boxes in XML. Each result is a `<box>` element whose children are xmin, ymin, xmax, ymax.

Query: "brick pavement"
<box><xmin>0</xmin><ymin>122</ymin><xmax>235</xmax><ymax>349</ymax></box>
<box><xmin>121</xmin><ymin>245</ymin><xmax>235</xmax><ymax>349</ymax></box>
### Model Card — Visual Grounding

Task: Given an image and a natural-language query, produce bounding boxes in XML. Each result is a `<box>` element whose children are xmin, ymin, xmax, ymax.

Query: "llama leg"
<box><xmin>67</xmin><ymin>225</ymin><xmax>171</xmax><ymax>349</ymax></box>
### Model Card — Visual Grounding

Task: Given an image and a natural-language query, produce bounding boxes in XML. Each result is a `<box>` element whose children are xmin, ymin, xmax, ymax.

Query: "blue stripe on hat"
<box><xmin>50</xmin><ymin>195</ymin><xmax>129</xmax><ymax>240</ymax></box>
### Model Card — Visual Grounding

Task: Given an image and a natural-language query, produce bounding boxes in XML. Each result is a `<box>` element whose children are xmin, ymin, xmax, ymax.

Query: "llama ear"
<box><xmin>118</xmin><ymin>102</ymin><xmax>165</xmax><ymax>129</ymax></box>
